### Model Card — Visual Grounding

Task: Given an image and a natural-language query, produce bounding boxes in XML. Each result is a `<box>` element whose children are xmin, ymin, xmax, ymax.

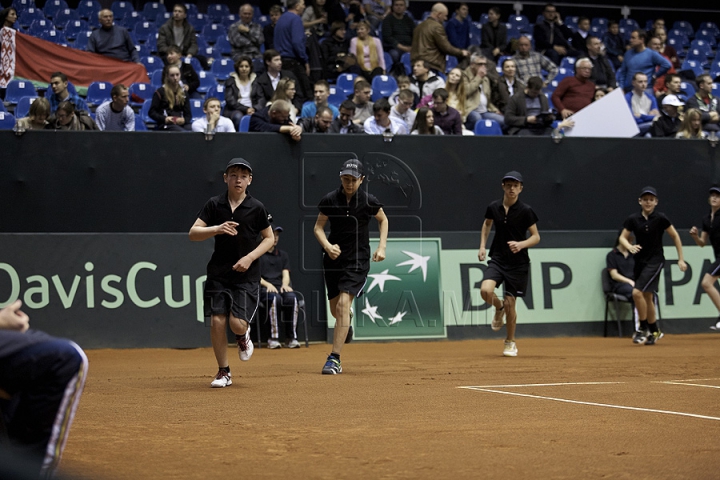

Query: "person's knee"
<box><xmin>210</xmin><ymin>315</ymin><xmax>227</xmax><ymax>329</ymax></box>
<box><xmin>701</xmin><ymin>275</ymin><xmax>717</xmax><ymax>291</ymax></box>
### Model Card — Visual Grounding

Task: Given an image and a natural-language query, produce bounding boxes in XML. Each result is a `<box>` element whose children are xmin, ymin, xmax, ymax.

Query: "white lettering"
<box><xmin>51</xmin><ymin>274</ymin><xmax>81</xmax><ymax>309</ymax></box>
<box><xmin>127</xmin><ymin>262</ymin><xmax>160</xmax><ymax>308</ymax></box>
<box><xmin>24</xmin><ymin>275</ymin><xmax>49</xmax><ymax>308</ymax></box>
<box><xmin>164</xmin><ymin>275</ymin><xmax>191</xmax><ymax>308</ymax></box>
<box><xmin>0</xmin><ymin>262</ymin><xmax>20</xmax><ymax>307</ymax></box>
<box><xmin>100</xmin><ymin>275</ymin><xmax>124</xmax><ymax>309</ymax></box>
<box><xmin>195</xmin><ymin>275</ymin><xmax>206</xmax><ymax>322</ymax></box>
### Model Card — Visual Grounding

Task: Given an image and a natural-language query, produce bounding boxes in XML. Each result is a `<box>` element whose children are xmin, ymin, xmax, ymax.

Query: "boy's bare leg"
<box><xmin>701</xmin><ymin>274</ymin><xmax>720</xmax><ymax>312</ymax></box>
<box><xmin>504</xmin><ymin>296</ymin><xmax>517</xmax><ymax>341</ymax></box>
<box><xmin>644</xmin><ymin>292</ymin><xmax>656</xmax><ymax>324</ymax></box>
<box><xmin>228</xmin><ymin>315</ymin><xmax>249</xmax><ymax>336</ymax></box>
<box><xmin>480</xmin><ymin>280</ymin><xmax>503</xmax><ymax>309</ymax></box>
<box><xmin>331</xmin><ymin>292</ymin><xmax>353</xmax><ymax>354</ymax></box>
<box><xmin>210</xmin><ymin>314</ymin><xmax>229</xmax><ymax>367</ymax></box>
<box><xmin>632</xmin><ymin>288</ymin><xmax>647</xmax><ymax>322</ymax></box>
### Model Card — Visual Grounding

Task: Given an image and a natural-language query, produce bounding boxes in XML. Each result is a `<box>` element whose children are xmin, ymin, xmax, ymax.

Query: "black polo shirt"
<box><xmin>485</xmin><ymin>199</ymin><xmax>539</xmax><ymax>265</ymax></box>
<box><xmin>623</xmin><ymin>211</ymin><xmax>671</xmax><ymax>264</ymax></box>
<box><xmin>606</xmin><ymin>249</ymin><xmax>635</xmax><ymax>286</ymax></box>
<box><xmin>702</xmin><ymin>212</ymin><xmax>720</xmax><ymax>260</ymax></box>
<box><xmin>318</xmin><ymin>186</ymin><xmax>383</xmax><ymax>268</ymax></box>
<box><xmin>259</xmin><ymin>248</ymin><xmax>291</xmax><ymax>288</ymax></box>
<box><xmin>197</xmin><ymin>192</ymin><xmax>270</xmax><ymax>283</ymax></box>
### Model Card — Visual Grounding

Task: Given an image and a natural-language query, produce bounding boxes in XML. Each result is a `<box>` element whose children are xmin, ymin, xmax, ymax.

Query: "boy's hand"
<box><xmin>478</xmin><ymin>247</ymin><xmax>486</xmax><ymax>261</ymax></box>
<box><xmin>678</xmin><ymin>259</ymin><xmax>688</xmax><ymax>272</ymax></box>
<box><xmin>232</xmin><ymin>255</ymin><xmax>253</xmax><ymax>272</ymax></box>
<box><xmin>266</xmin><ymin>284</ymin><xmax>278</xmax><ymax>293</ymax></box>
<box><xmin>216</xmin><ymin>221</ymin><xmax>239</xmax><ymax>236</ymax></box>
<box><xmin>372</xmin><ymin>246</ymin><xmax>386</xmax><ymax>262</ymax></box>
<box><xmin>507</xmin><ymin>241</ymin><xmax>523</xmax><ymax>253</ymax></box>
<box><xmin>627</xmin><ymin>244</ymin><xmax>641</xmax><ymax>254</ymax></box>
<box><xmin>689</xmin><ymin>226</ymin><xmax>699</xmax><ymax>237</ymax></box>
<box><xmin>0</xmin><ymin>300</ymin><xmax>30</xmax><ymax>332</ymax></box>
<box><xmin>326</xmin><ymin>244</ymin><xmax>341</xmax><ymax>260</ymax></box>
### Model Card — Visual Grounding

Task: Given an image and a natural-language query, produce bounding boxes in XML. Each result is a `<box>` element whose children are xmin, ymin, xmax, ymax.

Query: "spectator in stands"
<box><xmin>381</xmin><ymin>0</ymin><xmax>415</xmax><ymax>67</ymax></box>
<box><xmin>321</xmin><ymin>22</ymin><xmax>357</xmax><ymax>81</ymax></box>
<box><xmin>617</xmin><ymin>29</ymin><xmax>671</xmax><ymax>91</ymax></box>
<box><xmin>571</xmin><ymin>17</ymin><xmax>591</xmax><ymax>57</ymax></box>
<box><xmin>647</xmin><ymin>35</ymin><xmax>676</xmax><ymax>96</ymax></box>
<box><xmin>224</xmin><ymin>56</ymin><xmax>257</xmax><ymax>130</ymax></box>
<box><xmin>95</xmin><ymin>84</ymin><xmax>134</xmax><ymax>131</ymax></box>
<box><xmin>329</xmin><ymin>100</ymin><xmax>364</xmax><ymax>133</ymax></box>
<box><xmin>505</xmin><ymin>76</ymin><xmax>555</xmax><ymax>135</ymax></box>
<box><xmin>229</xmin><ymin>4</ymin><xmax>264</xmax><ymax>62</ymax></box>
<box><xmin>270</xmin><ymin>77</ymin><xmax>301</xmax><ymax>123</ymax></box>
<box><xmin>389</xmin><ymin>74</ymin><xmax>419</xmax><ymax>107</ymax></box>
<box><xmin>249</xmin><ymin>99</ymin><xmax>303</xmax><ymax>141</ymax></box>
<box><xmin>655</xmin><ymin>73</ymin><xmax>682</xmax><ymax>103</ymax></box>
<box><xmin>411</xmin><ymin>3</ymin><xmax>469</xmax><ymax>73</ymax></box>
<box><xmin>251</xmin><ymin>50</ymin><xmax>297</xmax><ymax>110</ymax></box>
<box><xmin>389</xmin><ymin>89</ymin><xmax>416</xmax><ymax>130</ymax></box>
<box><xmin>303</xmin><ymin>0</ymin><xmax>329</xmax><ymax>37</ymax></box>
<box><xmin>676</xmin><ymin>108</ymin><xmax>707</xmax><ymax>139</ymax></box>
<box><xmin>301</xmin><ymin>79</ymin><xmax>340</xmax><ymax>119</ymax></box>
<box><xmin>192</xmin><ymin>97</ymin><xmax>236</xmax><ymax>133</ymax></box>
<box><xmin>431</xmin><ymin>88</ymin><xmax>462</xmax><ymax>135</ymax></box>
<box><xmin>351</xmin><ymin>80</ymin><xmax>374</xmax><ymax>124</ymax></box>
<box><xmin>481</xmin><ymin>6</ymin><xmax>507</xmax><ymax>61</ymax></box>
<box><xmin>446</xmin><ymin>3</ymin><xmax>471</xmax><ymax>51</ymax></box>
<box><xmin>299</xmin><ymin>105</ymin><xmax>334</xmax><ymax>132</ymax></box>
<box><xmin>513</xmin><ymin>36</ymin><xmax>558</xmax><ymax>85</ymax></box>
<box><xmin>47</xmin><ymin>72</ymin><xmax>89</xmax><ymax>114</ymax></box>
<box><xmin>149</xmin><ymin>65</ymin><xmax>192</xmax><ymax>131</ymax></box>
<box><xmin>87</xmin><ymin>9</ymin><xmax>140</xmax><ymax>64</ymax></box>
<box><xmin>602</xmin><ymin>20</ymin><xmax>626</xmax><ymax>70</ymax></box>
<box><xmin>264</xmin><ymin>5</ymin><xmax>283</xmax><ymax>52</ymax></box>
<box><xmin>15</xmin><ymin>97</ymin><xmax>50</xmax><ymax>130</ymax></box>
<box><xmin>327</xmin><ymin>0</ymin><xmax>364</xmax><ymax>33</ymax></box>
<box><xmin>165</xmin><ymin>45</ymin><xmax>200</xmax><ymax>98</ymax></box>
<box><xmin>625</xmin><ymin>72</ymin><xmax>660</xmax><ymax>136</ymax></box>
<box><xmin>157</xmin><ymin>4</ymin><xmax>199</xmax><ymax>64</ymax></box>
<box><xmin>461</xmin><ymin>56</ymin><xmax>504</xmax><ymax>129</ymax></box>
<box><xmin>533</xmin><ymin>3</ymin><xmax>577</xmax><ymax>65</ymax></box>
<box><xmin>364</xmin><ymin>98</ymin><xmax>407</xmax><ymax>134</ymax></box>
<box><xmin>686</xmin><ymin>74</ymin><xmax>720</xmax><ymax>132</ymax></box>
<box><xmin>275</xmin><ymin>0</ymin><xmax>312</xmax><ymax>103</ymax></box>
<box><xmin>650</xmin><ymin>26</ymin><xmax>679</xmax><ymax>69</ymax></box>
<box><xmin>652</xmin><ymin>18</ymin><xmax>665</xmax><ymax>31</ymax></box>
<box><xmin>363</xmin><ymin>0</ymin><xmax>390</xmax><ymax>30</ymax></box>
<box><xmin>494</xmin><ymin>58</ymin><xmax>523</xmax><ymax>114</ymax></box>
<box><xmin>350</xmin><ymin>20</ymin><xmax>386</xmax><ymax>80</ymax></box>
<box><xmin>651</xmin><ymin>94</ymin><xmax>683</xmax><ymax>138</ymax></box>
<box><xmin>411</xmin><ymin>59</ymin><xmax>446</xmax><ymax>98</ymax></box>
<box><xmin>47</xmin><ymin>101</ymin><xmax>98</xmax><ymax>130</ymax></box>
<box><xmin>411</xmin><ymin>107</ymin><xmax>443</xmax><ymax>134</ymax></box>
<box><xmin>0</xmin><ymin>7</ymin><xmax>17</xmax><ymax>29</ymax></box>
<box><xmin>585</xmin><ymin>36</ymin><xmax>616</xmax><ymax>90</ymax></box>
<box><xmin>551</xmin><ymin>57</ymin><xmax>596</xmax><ymax>119</ymax></box>
<box><xmin>594</xmin><ymin>87</ymin><xmax>607</xmax><ymax>101</ymax></box>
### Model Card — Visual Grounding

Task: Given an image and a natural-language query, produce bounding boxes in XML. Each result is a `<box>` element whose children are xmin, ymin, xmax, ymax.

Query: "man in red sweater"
<box><xmin>551</xmin><ymin>57</ymin><xmax>596</xmax><ymax>119</ymax></box>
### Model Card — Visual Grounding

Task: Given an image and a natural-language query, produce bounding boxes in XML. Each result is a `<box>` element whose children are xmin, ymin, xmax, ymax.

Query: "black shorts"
<box><xmin>323</xmin><ymin>262</ymin><xmax>368</xmax><ymax>300</ymax></box>
<box><xmin>706</xmin><ymin>258</ymin><xmax>720</xmax><ymax>277</ymax></box>
<box><xmin>484</xmin><ymin>259</ymin><xmax>529</xmax><ymax>298</ymax></box>
<box><xmin>633</xmin><ymin>262</ymin><xmax>663</xmax><ymax>293</ymax></box>
<box><xmin>204</xmin><ymin>278</ymin><xmax>259</xmax><ymax>322</ymax></box>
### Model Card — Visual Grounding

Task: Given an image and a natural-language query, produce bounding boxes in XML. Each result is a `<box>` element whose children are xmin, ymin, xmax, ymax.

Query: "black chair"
<box><xmin>255</xmin><ymin>291</ymin><xmax>309</xmax><ymax>348</ymax></box>
<box><xmin>602</xmin><ymin>269</ymin><xmax>630</xmax><ymax>337</ymax></box>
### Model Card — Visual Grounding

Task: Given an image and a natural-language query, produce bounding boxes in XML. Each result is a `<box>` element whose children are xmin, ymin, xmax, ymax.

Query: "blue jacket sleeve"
<box><xmin>292</xmin><ymin>17</ymin><xmax>308</xmax><ymax>63</ymax></box>
<box><xmin>652</xmin><ymin>51</ymin><xmax>671</xmax><ymax>79</ymax></box>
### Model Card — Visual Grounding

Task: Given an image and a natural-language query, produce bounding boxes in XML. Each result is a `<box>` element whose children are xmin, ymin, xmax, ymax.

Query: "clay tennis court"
<box><xmin>60</xmin><ymin>335</ymin><xmax>720</xmax><ymax>479</ymax></box>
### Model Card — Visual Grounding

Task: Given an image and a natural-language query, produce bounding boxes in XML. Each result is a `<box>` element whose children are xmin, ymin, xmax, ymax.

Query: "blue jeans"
<box><xmin>466</xmin><ymin>111</ymin><xmax>505</xmax><ymax>130</ymax></box>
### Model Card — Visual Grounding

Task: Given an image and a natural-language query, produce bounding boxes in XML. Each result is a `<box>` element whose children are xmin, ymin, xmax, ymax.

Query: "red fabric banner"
<box><xmin>14</xmin><ymin>31</ymin><xmax>150</xmax><ymax>88</ymax></box>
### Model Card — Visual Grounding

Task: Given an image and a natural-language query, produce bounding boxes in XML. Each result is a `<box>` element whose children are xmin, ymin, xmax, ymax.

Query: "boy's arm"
<box><xmin>619</xmin><ymin>228</ymin><xmax>640</xmax><ymax>254</ymax></box>
<box><xmin>372</xmin><ymin>208</ymin><xmax>388</xmax><ymax>262</ymax></box>
<box><xmin>281</xmin><ymin>269</ymin><xmax>293</xmax><ymax>292</ymax></box>
<box><xmin>314</xmin><ymin>213</ymin><xmax>341</xmax><ymax>260</ymax></box>
<box><xmin>608</xmin><ymin>268</ymin><xmax>635</xmax><ymax>286</ymax></box>
<box><xmin>478</xmin><ymin>218</ymin><xmax>494</xmax><ymax>261</ymax></box>
<box><xmin>260</xmin><ymin>277</ymin><xmax>278</xmax><ymax>292</ymax></box>
<box><xmin>233</xmin><ymin>225</ymin><xmax>275</xmax><ymax>272</ymax></box>
<box><xmin>689</xmin><ymin>226</ymin><xmax>707</xmax><ymax>247</ymax></box>
<box><xmin>666</xmin><ymin>225</ymin><xmax>687</xmax><ymax>271</ymax></box>
<box><xmin>508</xmin><ymin>223</ymin><xmax>540</xmax><ymax>254</ymax></box>
<box><xmin>189</xmin><ymin>218</ymin><xmax>238</xmax><ymax>241</ymax></box>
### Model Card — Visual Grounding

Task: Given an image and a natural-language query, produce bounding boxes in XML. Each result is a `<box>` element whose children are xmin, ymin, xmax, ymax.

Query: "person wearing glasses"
<box><xmin>389</xmin><ymin>89</ymin><xmax>416</xmax><ymax>131</ymax></box>
<box><xmin>550</xmin><ymin>57</ymin><xmax>596</xmax><ymax>120</ymax></box>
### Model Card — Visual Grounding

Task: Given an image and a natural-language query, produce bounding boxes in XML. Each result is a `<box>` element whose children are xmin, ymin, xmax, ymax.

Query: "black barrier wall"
<box><xmin>2</xmin><ymin>132</ymin><xmax>719</xmax><ymax>347</ymax></box>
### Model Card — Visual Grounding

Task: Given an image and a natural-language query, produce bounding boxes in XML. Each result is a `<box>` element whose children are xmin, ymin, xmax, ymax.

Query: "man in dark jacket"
<box><xmin>251</xmin><ymin>50</ymin><xmax>298</xmax><ymax>110</ymax></box>
<box><xmin>651</xmin><ymin>94</ymin><xmax>683</xmax><ymax>137</ymax></box>
<box><xmin>157</xmin><ymin>4</ymin><xmax>198</xmax><ymax>61</ymax></box>
<box><xmin>481</xmin><ymin>6</ymin><xmax>507</xmax><ymax>60</ymax></box>
<box><xmin>505</xmin><ymin>76</ymin><xmax>555</xmax><ymax>135</ymax></box>
<box><xmin>532</xmin><ymin>3</ymin><xmax>577</xmax><ymax>65</ymax></box>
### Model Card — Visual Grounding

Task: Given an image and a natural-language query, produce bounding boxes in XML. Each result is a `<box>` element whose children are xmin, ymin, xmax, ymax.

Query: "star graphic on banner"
<box><xmin>361</xmin><ymin>298</ymin><xmax>383</xmax><ymax>323</ymax></box>
<box><xmin>388</xmin><ymin>311</ymin><xmax>407</xmax><ymax>326</ymax></box>
<box><xmin>396</xmin><ymin>250</ymin><xmax>431</xmax><ymax>281</ymax></box>
<box><xmin>366</xmin><ymin>269</ymin><xmax>401</xmax><ymax>293</ymax></box>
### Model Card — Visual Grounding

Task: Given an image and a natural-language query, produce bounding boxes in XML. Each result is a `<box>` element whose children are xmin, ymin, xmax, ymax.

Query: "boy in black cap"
<box><xmin>478</xmin><ymin>171</ymin><xmax>540</xmax><ymax>357</ymax></box>
<box><xmin>313</xmin><ymin>159</ymin><xmax>389</xmax><ymax>374</ymax></box>
<box><xmin>620</xmin><ymin>186</ymin><xmax>687</xmax><ymax>345</ymax></box>
<box><xmin>189</xmin><ymin>158</ymin><xmax>274</xmax><ymax>387</ymax></box>
<box><xmin>689</xmin><ymin>185</ymin><xmax>720</xmax><ymax>331</ymax></box>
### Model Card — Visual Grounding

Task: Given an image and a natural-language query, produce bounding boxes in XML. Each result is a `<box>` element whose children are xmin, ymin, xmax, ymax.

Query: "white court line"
<box><xmin>659</xmin><ymin>381</ymin><xmax>720</xmax><ymax>390</ymax></box>
<box><xmin>459</xmin><ymin>387</ymin><xmax>720</xmax><ymax>422</ymax></box>
<box><xmin>664</xmin><ymin>378</ymin><xmax>720</xmax><ymax>382</ymax></box>
<box><xmin>463</xmin><ymin>382</ymin><xmax>624</xmax><ymax>388</ymax></box>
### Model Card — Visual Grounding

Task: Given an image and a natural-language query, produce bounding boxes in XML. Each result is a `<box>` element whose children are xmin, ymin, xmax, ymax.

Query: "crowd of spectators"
<box><xmin>1</xmin><ymin>1</ymin><xmax>719</xmax><ymax>138</ymax></box>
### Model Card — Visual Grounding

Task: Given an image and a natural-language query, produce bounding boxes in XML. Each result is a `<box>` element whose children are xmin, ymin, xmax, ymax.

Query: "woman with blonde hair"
<box><xmin>676</xmin><ymin>108</ymin><xmax>707</xmax><ymax>139</ymax></box>
<box><xmin>16</xmin><ymin>97</ymin><xmax>51</xmax><ymax>130</ymax></box>
<box><xmin>349</xmin><ymin>20</ymin><xmax>385</xmax><ymax>81</ymax></box>
<box><xmin>270</xmin><ymin>77</ymin><xmax>300</xmax><ymax>123</ymax></box>
<box><xmin>149</xmin><ymin>64</ymin><xmax>191</xmax><ymax>131</ymax></box>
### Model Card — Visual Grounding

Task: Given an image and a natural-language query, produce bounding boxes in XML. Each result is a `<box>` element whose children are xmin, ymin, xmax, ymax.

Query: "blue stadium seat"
<box><xmin>43</xmin><ymin>0</ymin><xmax>68</xmax><ymax>19</ymax></box>
<box><xmin>189</xmin><ymin>99</ymin><xmax>204</xmax><ymax>122</ymax></box>
<box><xmin>694</xmin><ymin>30</ymin><xmax>717</xmax><ymax>48</ymax></box>
<box><xmin>12</xmin><ymin>0</ymin><xmax>36</xmax><ymax>14</ymax></box>
<box><xmin>86</xmin><ymin>81</ymin><xmax>113</xmax><ymax>106</ymax></box>
<box><xmin>39</xmin><ymin>29</ymin><xmax>68</xmax><ymax>45</ymax></box>
<box><xmin>140</xmin><ymin>55</ymin><xmax>163</xmax><ymax>74</ymax></box>
<box><xmin>121</xmin><ymin>11</ymin><xmax>145</xmax><ymax>30</ymax></box>
<box><xmin>713</xmin><ymin>83</ymin><xmax>720</xmax><ymax>97</ymax></box>
<box><xmin>589</xmin><ymin>25</ymin><xmax>606</xmax><ymax>37</ymax></box>
<box><xmin>28</xmin><ymin>18</ymin><xmax>53</xmax><ymax>35</ymax></box>
<box><xmin>110</xmin><ymin>1</ymin><xmax>133</xmax><ymax>19</ymax></box>
<box><xmin>213</xmin><ymin>35</ymin><xmax>232</xmax><ymax>56</ymax></box>
<box><xmin>221</xmin><ymin>14</ymin><xmax>238</xmax><ymax>28</ymax></box>
<box><xmin>206</xmin><ymin>84</ymin><xmax>226</xmax><ymax>102</ymax></box>
<box><xmin>560</xmin><ymin>57</ymin><xmax>576</xmax><ymax>70</ymax></box>
<box><xmin>474</xmin><ymin>119</ymin><xmax>502</xmax><ymax>135</ymax></box>
<box><xmin>141</xmin><ymin>2</ymin><xmax>165</xmax><ymax>22</ymax></box>
<box><xmin>142</xmin><ymin>32</ymin><xmax>157</xmax><ymax>52</ymax></box>
<box><xmin>72</xmin><ymin>29</ymin><xmax>92</xmax><ymax>49</ymax></box>
<box><xmin>207</xmin><ymin>3</ymin><xmax>230</xmax><ymax>21</ymax></box>
<box><xmin>196</xmin><ymin>71</ymin><xmax>217</xmax><ymax>94</ymax></box>
<box><xmin>201</xmin><ymin>45</ymin><xmax>221</xmax><ymax>61</ymax></box>
<box><xmin>188</xmin><ymin>13</ymin><xmax>210</xmax><ymax>32</ymax></box>
<box><xmin>129</xmin><ymin>83</ymin><xmax>154</xmax><ymax>107</ymax></box>
<box><xmin>685</xmin><ymin>49</ymin><xmax>710</xmax><ymax>68</ymax></box>
<box><xmin>469</xmin><ymin>22</ymin><xmax>482</xmax><ymax>46</ymax></box>
<box><xmin>508</xmin><ymin>14</ymin><xmax>529</xmax><ymax>31</ymax></box>
<box><xmin>0</xmin><ymin>102</ymin><xmax>6</xmax><ymax>113</ymax></box>
<box><xmin>155</xmin><ymin>11</ymin><xmax>172</xmax><ymax>27</ymax></box>
<box><xmin>134</xmin><ymin>21</ymin><xmax>157</xmax><ymax>39</ymax></box>
<box><xmin>195</xmin><ymin>35</ymin><xmax>209</xmax><ymax>52</ymax></box>
<box><xmin>238</xmin><ymin>114</ymin><xmax>251</xmax><ymax>132</ymax></box>
<box><xmin>201</xmin><ymin>23</ymin><xmax>225</xmax><ymax>44</ymax></box>
<box><xmin>184</xmin><ymin>3</ymin><xmax>198</xmax><ymax>16</ymax></box>
<box><xmin>699</xmin><ymin>22</ymin><xmax>719</xmax><ymax>37</ymax></box>
<box><xmin>4</xmin><ymin>80</ymin><xmax>37</xmax><ymax>105</ymax></box>
<box><xmin>256</xmin><ymin>15</ymin><xmax>270</xmax><ymax>27</ymax></box>
<box><xmin>400</xmin><ymin>52</ymin><xmax>412</xmax><ymax>75</ymax></box>
<box><xmin>327</xmin><ymin>87</ymin><xmax>345</xmax><ymax>107</ymax></box>
<box><xmin>13</xmin><ymin>96</ymin><xmax>37</xmax><ymax>119</ymax></box>
<box><xmin>210</xmin><ymin>58</ymin><xmax>234</xmax><ymax>81</ymax></box>
<box><xmin>53</xmin><ymin>7</ymin><xmax>78</xmax><ymax>26</ymax></box>
<box><xmin>252</xmin><ymin>57</ymin><xmax>265</xmax><ymax>74</ymax></box>
<box><xmin>140</xmin><ymin>99</ymin><xmax>155</xmax><ymax>124</ymax></box>
<box><xmin>134</xmin><ymin>114</ymin><xmax>147</xmax><ymax>131</ymax></box>
<box><xmin>18</xmin><ymin>7</ymin><xmax>43</xmax><ymax>28</ymax></box>
<box><xmin>371</xmin><ymin>75</ymin><xmax>397</xmax><ymax>101</ymax></box>
<box><xmin>76</xmin><ymin>0</ymin><xmax>100</xmax><ymax>20</ymax></box>
<box><xmin>336</xmin><ymin>73</ymin><xmax>358</xmax><ymax>96</ymax></box>
<box><xmin>710</xmin><ymin>61</ymin><xmax>720</xmax><ymax>81</ymax></box>
<box><xmin>63</xmin><ymin>19</ymin><xmax>88</xmax><ymax>40</ymax></box>
<box><xmin>0</xmin><ymin>112</ymin><xmax>16</xmax><ymax>130</ymax></box>
<box><xmin>183</xmin><ymin>56</ymin><xmax>203</xmax><ymax>73</ymax></box>
<box><xmin>681</xmin><ymin>60</ymin><xmax>704</xmax><ymax>78</ymax></box>
<box><xmin>554</xmin><ymin>67</ymin><xmax>573</xmax><ymax>81</ymax></box>
<box><xmin>679</xmin><ymin>82</ymin><xmax>696</xmax><ymax>100</ymax></box>
<box><xmin>445</xmin><ymin>55</ymin><xmax>458</xmax><ymax>73</ymax></box>
<box><xmin>134</xmin><ymin>42</ymin><xmax>151</xmax><ymax>58</ymax></box>
<box><xmin>618</xmin><ymin>18</ymin><xmax>638</xmax><ymax>31</ymax></box>
<box><xmin>672</xmin><ymin>20</ymin><xmax>693</xmax><ymax>37</ymax></box>
<box><xmin>477</xmin><ymin>13</ymin><xmax>488</xmax><ymax>24</ymax></box>
<box><xmin>150</xmin><ymin>69</ymin><xmax>164</xmax><ymax>87</ymax></box>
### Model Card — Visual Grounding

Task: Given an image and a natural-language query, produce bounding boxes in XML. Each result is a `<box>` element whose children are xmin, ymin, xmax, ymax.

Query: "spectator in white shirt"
<box><xmin>364</xmin><ymin>98</ymin><xmax>408</xmax><ymax>134</ymax></box>
<box><xmin>95</xmin><ymin>84</ymin><xmax>135</xmax><ymax>131</ymax></box>
<box><xmin>192</xmin><ymin>97</ymin><xmax>237</xmax><ymax>133</ymax></box>
<box><xmin>389</xmin><ymin>89</ymin><xmax>416</xmax><ymax>131</ymax></box>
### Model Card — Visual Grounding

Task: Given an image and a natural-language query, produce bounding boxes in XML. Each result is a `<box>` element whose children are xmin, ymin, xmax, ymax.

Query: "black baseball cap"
<box><xmin>710</xmin><ymin>185</ymin><xmax>720</xmax><ymax>194</ymax></box>
<box><xmin>226</xmin><ymin>157</ymin><xmax>252</xmax><ymax>173</ymax></box>
<box><xmin>273</xmin><ymin>226</ymin><xmax>284</xmax><ymax>232</ymax></box>
<box><xmin>339</xmin><ymin>159</ymin><xmax>363</xmax><ymax>178</ymax></box>
<box><xmin>502</xmin><ymin>171</ymin><xmax>523</xmax><ymax>183</ymax></box>
<box><xmin>639</xmin><ymin>186</ymin><xmax>657</xmax><ymax>197</ymax></box>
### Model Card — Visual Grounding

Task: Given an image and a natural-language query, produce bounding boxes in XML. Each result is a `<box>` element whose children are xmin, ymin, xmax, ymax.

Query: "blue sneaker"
<box><xmin>322</xmin><ymin>355</ymin><xmax>342</xmax><ymax>375</ymax></box>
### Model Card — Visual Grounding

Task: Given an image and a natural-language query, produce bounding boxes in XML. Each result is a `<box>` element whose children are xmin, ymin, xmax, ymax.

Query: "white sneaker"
<box><xmin>711</xmin><ymin>321</ymin><xmax>720</xmax><ymax>331</ymax></box>
<box><xmin>491</xmin><ymin>307</ymin><xmax>505</xmax><ymax>331</ymax></box>
<box><xmin>503</xmin><ymin>340</ymin><xmax>518</xmax><ymax>357</ymax></box>
<box><xmin>210</xmin><ymin>370</ymin><xmax>232</xmax><ymax>388</ymax></box>
<box><xmin>287</xmin><ymin>339</ymin><xmax>300</xmax><ymax>349</ymax></box>
<box><xmin>267</xmin><ymin>339</ymin><xmax>282</xmax><ymax>349</ymax></box>
<box><xmin>238</xmin><ymin>328</ymin><xmax>254</xmax><ymax>361</ymax></box>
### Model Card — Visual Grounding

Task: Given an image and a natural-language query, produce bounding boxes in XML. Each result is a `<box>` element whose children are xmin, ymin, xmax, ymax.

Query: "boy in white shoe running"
<box><xmin>189</xmin><ymin>158</ymin><xmax>274</xmax><ymax>387</ymax></box>
<box><xmin>478</xmin><ymin>171</ymin><xmax>540</xmax><ymax>357</ymax></box>
<box><xmin>689</xmin><ymin>185</ymin><xmax>720</xmax><ymax>331</ymax></box>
